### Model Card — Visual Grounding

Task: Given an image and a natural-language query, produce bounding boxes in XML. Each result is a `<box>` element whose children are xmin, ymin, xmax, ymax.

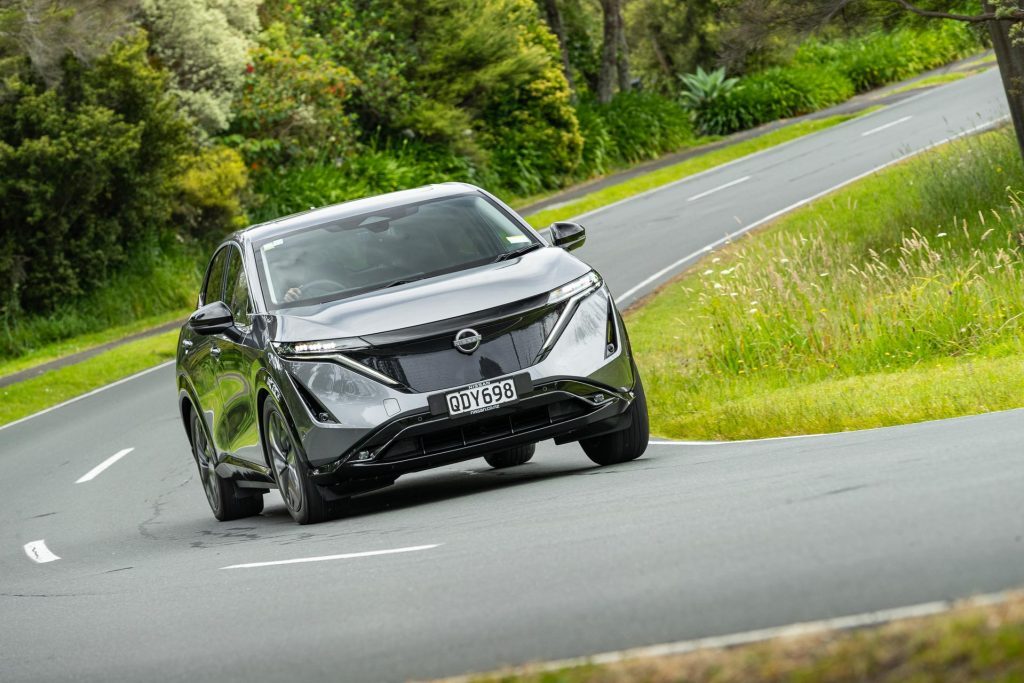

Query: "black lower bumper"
<box><xmin>310</xmin><ymin>379</ymin><xmax>633</xmax><ymax>484</ymax></box>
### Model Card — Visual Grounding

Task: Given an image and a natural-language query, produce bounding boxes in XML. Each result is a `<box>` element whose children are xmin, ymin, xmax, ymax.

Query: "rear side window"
<box><xmin>201</xmin><ymin>248</ymin><xmax>228</xmax><ymax>307</ymax></box>
<box><xmin>224</xmin><ymin>247</ymin><xmax>252</xmax><ymax>324</ymax></box>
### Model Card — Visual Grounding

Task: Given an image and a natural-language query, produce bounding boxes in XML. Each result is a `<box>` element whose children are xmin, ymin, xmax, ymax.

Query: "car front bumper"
<box><xmin>277</xmin><ymin>286</ymin><xmax>637</xmax><ymax>478</ymax></box>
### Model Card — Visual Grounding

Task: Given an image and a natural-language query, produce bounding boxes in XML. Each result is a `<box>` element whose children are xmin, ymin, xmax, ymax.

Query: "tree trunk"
<box><xmin>649</xmin><ymin>26</ymin><xmax>672</xmax><ymax>79</ymax></box>
<box><xmin>541</xmin><ymin>0</ymin><xmax>576</xmax><ymax>98</ymax></box>
<box><xmin>615</xmin><ymin>1</ymin><xmax>631</xmax><ymax>93</ymax></box>
<box><xmin>986</xmin><ymin>6</ymin><xmax>1024</xmax><ymax>161</ymax></box>
<box><xmin>598</xmin><ymin>0</ymin><xmax>618</xmax><ymax>103</ymax></box>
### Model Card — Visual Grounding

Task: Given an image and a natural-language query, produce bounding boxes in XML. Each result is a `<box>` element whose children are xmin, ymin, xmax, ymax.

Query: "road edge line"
<box><xmin>614</xmin><ymin>115</ymin><xmax>1009</xmax><ymax>306</ymax></box>
<box><xmin>558</xmin><ymin>70</ymin><xmax>987</xmax><ymax>227</ymax></box>
<box><xmin>432</xmin><ymin>590</ymin><xmax>1012</xmax><ymax>683</ymax></box>
<box><xmin>0</xmin><ymin>361</ymin><xmax>174</xmax><ymax>433</ymax></box>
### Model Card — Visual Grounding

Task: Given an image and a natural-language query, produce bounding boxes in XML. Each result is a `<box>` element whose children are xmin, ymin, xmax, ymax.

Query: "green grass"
<box><xmin>0</xmin><ymin>330</ymin><xmax>179</xmax><ymax>427</ymax></box>
<box><xmin>628</xmin><ymin>126</ymin><xmax>1024</xmax><ymax>441</ymax></box>
<box><xmin>525</xmin><ymin>113</ymin><xmax>865</xmax><ymax>229</ymax></box>
<box><xmin>470</xmin><ymin>592</ymin><xmax>1024</xmax><ymax>683</ymax></box>
<box><xmin>888</xmin><ymin>70</ymin><xmax>967</xmax><ymax>95</ymax></box>
<box><xmin>1</xmin><ymin>247</ymin><xmax>202</xmax><ymax>362</ymax></box>
<box><xmin>0</xmin><ymin>309</ymin><xmax>188</xmax><ymax>379</ymax></box>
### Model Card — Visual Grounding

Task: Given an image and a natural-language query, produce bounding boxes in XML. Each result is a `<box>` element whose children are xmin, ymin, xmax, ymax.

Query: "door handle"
<box><xmin>210</xmin><ymin>345</ymin><xmax>221</xmax><ymax>359</ymax></box>
<box><xmin>182</xmin><ymin>339</ymin><xmax>194</xmax><ymax>349</ymax></box>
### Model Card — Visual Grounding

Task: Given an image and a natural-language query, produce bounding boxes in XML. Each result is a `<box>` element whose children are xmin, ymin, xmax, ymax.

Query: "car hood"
<box><xmin>268</xmin><ymin>247</ymin><xmax>591</xmax><ymax>342</ymax></box>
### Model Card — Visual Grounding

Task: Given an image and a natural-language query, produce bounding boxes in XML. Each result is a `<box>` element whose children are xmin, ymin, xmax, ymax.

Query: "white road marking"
<box><xmin>861</xmin><ymin>115</ymin><xmax>913</xmax><ymax>137</ymax></box>
<box><xmin>75</xmin><ymin>448</ymin><xmax>135</xmax><ymax>483</ymax></box>
<box><xmin>0</xmin><ymin>360</ymin><xmax>174</xmax><ymax>433</ymax></box>
<box><xmin>221</xmin><ymin>544</ymin><xmax>440</xmax><ymax>570</ymax></box>
<box><xmin>23</xmin><ymin>540</ymin><xmax>60</xmax><ymax>564</ymax></box>
<box><xmin>614</xmin><ymin>117</ymin><xmax>1008</xmax><ymax>305</ymax></box>
<box><xmin>560</xmin><ymin>89</ymin><xmax>928</xmax><ymax>227</ymax></box>
<box><xmin>440</xmin><ymin>590</ymin><xmax>1011</xmax><ymax>683</ymax></box>
<box><xmin>686</xmin><ymin>176</ymin><xmax>751</xmax><ymax>202</ymax></box>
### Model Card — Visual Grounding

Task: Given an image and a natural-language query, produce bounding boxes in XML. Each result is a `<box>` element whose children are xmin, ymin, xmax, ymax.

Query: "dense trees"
<box><xmin>0</xmin><ymin>0</ymin><xmax>990</xmax><ymax>326</ymax></box>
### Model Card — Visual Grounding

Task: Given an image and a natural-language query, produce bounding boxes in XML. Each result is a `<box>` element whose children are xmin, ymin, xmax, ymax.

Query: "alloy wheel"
<box><xmin>267</xmin><ymin>410</ymin><xmax>304</xmax><ymax>513</ymax></box>
<box><xmin>191</xmin><ymin>413</ymin><xmax>221</xmax><ymax>511</ymax></box>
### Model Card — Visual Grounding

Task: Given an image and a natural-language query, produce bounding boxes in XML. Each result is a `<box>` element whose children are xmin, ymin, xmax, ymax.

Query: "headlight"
<box><xmin>272</xmin><ymin>337</ymin><xmax>399</xmax><ymax>386</ymax></box>
<box><xmin>548</xmin><ymin>271</ymin><xmax>601</xmax><ymax>305</ymax></box>
<box><xmin>273</xmin><ymin>338</ymin><xmax>365</xmax><ymax>356</ymax></box>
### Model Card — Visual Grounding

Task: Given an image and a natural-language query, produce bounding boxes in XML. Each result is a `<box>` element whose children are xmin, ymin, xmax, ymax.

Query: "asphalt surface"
<box><xmin>2</xmin><ymin>67</ymin><xmax>1021</xmax><ymax>682</ymax></box>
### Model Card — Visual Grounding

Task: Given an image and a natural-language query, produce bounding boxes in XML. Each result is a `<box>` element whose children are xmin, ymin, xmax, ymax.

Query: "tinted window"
<box><xmin>201</xmin><ymin>248</ymin><xmax>228</xmax><ymax>306</ymax></box>
<box><xmin>224</xmin><ymin>247</ymin><xmax>251</xmax><ymax>324</ymax></box>
<box><xmin>252</xmin><ymin>194</ymin><xmax>539</xmax><ymax>310</ymax></box>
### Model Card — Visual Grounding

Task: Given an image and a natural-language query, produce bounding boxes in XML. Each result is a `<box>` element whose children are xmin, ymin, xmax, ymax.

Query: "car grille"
<box><xmin>348</xmin><ymin>305</ymin><xmax>561</xmax><ymax>393</ymax></box>
<box><xmin>375</xmin><ymin>398</ymin><xmax>589</xmax><ymax>463</ymax></box>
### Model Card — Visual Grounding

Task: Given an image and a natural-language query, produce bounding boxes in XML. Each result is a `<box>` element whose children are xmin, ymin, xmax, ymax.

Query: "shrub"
<box><xmin>227</xmin><ymin>20</ymin><xmax>359</xmax><ymax>166</ymax></box>
<box><xmin>796</xmin><ymin>22</ymin><xmax>979</xmax><ymax>92</ymax></box>
<box><xmin>692</xmin><ymin>21</ymin><xmax>980</xmax><ymax>135</ymax></box>
<box><xmin>139</xmin><ymin>0</ymin><xmax>260</xmax><ymax>135</ymax></box>
<box><xmin>576</xmin><ymin>92</ymin><xmax>694</xmax><ymax>176</ymax></box>
<box><xmin>250</xmin><ymin>140</ymin><xmax>488</xmax><ymax>223</ymax></box>
<box><xmin>174</xmin><ymin>146</ymin><xmax>249</xmax><ymax>240</ymax></box>
<box><xmin>0</xmin><ymin>35</ymin><xmax>191</xmax><ymax>316</ymax></box>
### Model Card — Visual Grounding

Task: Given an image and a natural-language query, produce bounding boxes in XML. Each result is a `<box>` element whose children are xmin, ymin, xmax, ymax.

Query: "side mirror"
<box><xmin>189</xmin><ymin>301</ymin><xmax>234</xmax><ymax>335</ymax></box>
<box><xmin>550</xmin><ymin>221</ymin><xmax>586</xmax><ymax>252</ymax></box>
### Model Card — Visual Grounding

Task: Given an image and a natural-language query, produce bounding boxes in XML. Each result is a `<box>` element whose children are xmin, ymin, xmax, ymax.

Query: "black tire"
<box><xmin>262</xmin><ymin>398</ymin><xmax>329</xmax><ymax>525</ymax></box>
<box><xmin>189</xmin><ymin>409</ymin><xmax>264</xmax><ymax>521</ymax></box>
<box><xmin>484</xmin><ymin>443</ymin><xmax>536</xmax><ymax>469</ymax></box>
<box><xmin>580</xmin><ymin>369</ymin><xmax>649</xmax><ymax>466</ymax></box>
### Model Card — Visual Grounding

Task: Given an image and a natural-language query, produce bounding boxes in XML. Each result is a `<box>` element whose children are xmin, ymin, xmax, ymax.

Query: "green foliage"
<box><xmin>250</xmin><ymin>141</ymin><xmax>488</xmax><ymax>223</ymax></box>
<box><xmin>631</xmin><ymin>128</ymin><xmax>1024</xmax><ymax>439</ymax></box>
<box><xmin>690</xmin><ymin>22</ymin><xmax>980</xmax><ymax>135</ymax></box>
<box><xmin>383</xmin><ymin>0</ymin><xmax>582</xmax><ymax>193</ymax></box>
<box><xmin>577</xmin><ymin>92</ymin><xmax>695</xmax><ymax>176</ymax></box>
<box><xmin>626</xmin><ymin>0</ymin><xmax>720</xmax><ymax>91</ymax></box>
<box><xmin>0</xmin><ymin>35</ymin><xmax>192</xmax><ymax>316</ymax></box>
<box><xmin>227</xmin><ymin>19</ymin><xmax>358</xmax><ymax>165</ymax></box>
<box><xmin>174</xmin><ymin>146</ymin><xmax>250</xmax><ymax>239</ymax></box>
<box><xmin>0</xmin><ymin>0</ymin><xmax>135</xmax><ymax>86</ymax></box>
<box><xmin>678</xmin><ymin>66</ymin><xmax>742</xmax><ymax>135</ymax></box>
<box><xmin>139</xmin><ymin>0</ymin><xmax>259</xmax><ymax>134</ymax></box>
<box><xmin>0</xmin><ymin>248</ymin><xmax>201</xmax><ymax>360</ymax></box>
<box><xmin>796</xmin><ymin>21</ymin><xmax>980</xmax><ymax>92</ymax></box>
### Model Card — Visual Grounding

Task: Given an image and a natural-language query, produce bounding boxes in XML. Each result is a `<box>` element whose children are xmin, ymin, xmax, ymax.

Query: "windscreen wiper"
<box><xmin>492</xmin><ymin>243</ymin><xmax>543</xmax><ymax>263</ymax></box>
<box><xmin>381</xmin><ymin>274</ymin><xmax>428</xmax><ymax>289</ymax></box>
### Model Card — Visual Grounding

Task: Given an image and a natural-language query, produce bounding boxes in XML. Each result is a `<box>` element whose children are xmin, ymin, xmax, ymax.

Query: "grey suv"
<box><xmin>176</xmin><ymin>183</ymin><xmax>648</xmax><ymax>524</ymax></box>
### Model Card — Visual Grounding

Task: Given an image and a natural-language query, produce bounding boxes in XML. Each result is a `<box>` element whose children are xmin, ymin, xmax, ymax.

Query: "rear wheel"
<box><xmin>262</xmin><ymin>398</ymin><xmax>330</xmax><ymax>525</ymax></box>
<box><xmin>484</xmin><ymin>443</ymin><xmax>535</xmax><ymax>469</ymax></box>
<box><xmin>189</xmin><ymin>410</ymin><xmax>264</xmax><ymax>521</ymax></box>
<box><xmin>580</xmin><ymin>370</ymin><xmax>649</xmax><ymax>466</ymax></box>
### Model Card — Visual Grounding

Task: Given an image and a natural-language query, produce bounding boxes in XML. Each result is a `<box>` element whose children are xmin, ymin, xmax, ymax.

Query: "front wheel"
<box><xmin>190</xmin><ymin>410</ymin><xmax>264</xmax><ymax>521</ymax></box>
<box><xmin>262</xmin><ymin>398</ymin><xmax>330</xmax><ymax>525</ymax></box>
<box><xmin>580</xmin><ymin>370</ymin><xmax>649</xmax><ymax>466</ymax></box>
<box><xmin>485</xmin><ymin>443</ymin><xmax>535</xmax><ymax>469</ymax></box>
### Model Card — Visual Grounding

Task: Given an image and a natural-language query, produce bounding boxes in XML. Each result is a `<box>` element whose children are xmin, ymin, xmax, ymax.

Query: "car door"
<box><xmin>215</xmin><ymin>245</ymin><xmax>263</xmax><ymax>466</ymax></box>
<box><xmin>186</xmin><ymin>247</ymin><xmax>229</xmax><ymax>449</ymax></box>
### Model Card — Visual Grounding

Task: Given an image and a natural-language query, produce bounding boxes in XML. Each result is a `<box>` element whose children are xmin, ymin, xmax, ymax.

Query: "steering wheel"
<box><xmin>300</xmin><ymin>279</ymin><xmax>345</xmax><ymax>296</ymax></box>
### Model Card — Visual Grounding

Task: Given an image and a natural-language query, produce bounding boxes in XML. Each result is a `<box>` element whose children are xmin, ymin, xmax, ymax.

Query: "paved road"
<box><xmin>2</xmin><ymin>68</ymin><xmax>1020</xmax><ymax>682</ymax></box>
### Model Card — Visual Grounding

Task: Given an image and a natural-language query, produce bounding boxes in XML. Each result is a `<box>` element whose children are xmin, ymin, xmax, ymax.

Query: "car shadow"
<box><xmin>274</xmin><ymin>460</ymin><xmax>606</xmax><ymax>523</ymax></box>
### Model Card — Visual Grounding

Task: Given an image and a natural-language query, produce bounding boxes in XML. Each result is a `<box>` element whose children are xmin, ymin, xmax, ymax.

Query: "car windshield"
<box><xmin>252</xmin><ymin>193</ymin><xmax>541</xmax><ymax>310</ymax></box>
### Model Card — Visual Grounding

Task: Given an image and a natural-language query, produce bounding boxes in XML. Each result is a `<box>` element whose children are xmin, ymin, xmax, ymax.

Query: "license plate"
<box><xmin>445</xmin><ymin>378</ymin><xmax>518</xmax><ymax>416</ymax></box>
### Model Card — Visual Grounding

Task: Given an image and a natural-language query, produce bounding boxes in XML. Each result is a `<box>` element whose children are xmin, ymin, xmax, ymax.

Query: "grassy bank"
<box><xmin>0</xmin><ymin>330</ymin><xmax>179</xmax><ymax>426</ymax></box>
<box><xmin>525</xmin><ymin>113</ymin><xmax>865</xmax><ymax>228</ymax></box>
<box><xmin>467</xmin><ymin>593</ymin><xmax>1024</xmax><ymax>683</ymax></box>
<box><xmin>629</xmin><ymin>126</ymin><xmax>1024</xmax><ymax>441</ymax></box>
<box><xmin>1</xmin><ymin>249</ymin><xmax>201</xmax><ymax>363</ymax></box>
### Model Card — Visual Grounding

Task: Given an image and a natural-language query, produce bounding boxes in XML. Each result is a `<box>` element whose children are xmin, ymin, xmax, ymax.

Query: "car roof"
<box><xmin>236</xmin><ymin>182</ymin><xmax>485</xmax><ymax>245</ymax></box>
